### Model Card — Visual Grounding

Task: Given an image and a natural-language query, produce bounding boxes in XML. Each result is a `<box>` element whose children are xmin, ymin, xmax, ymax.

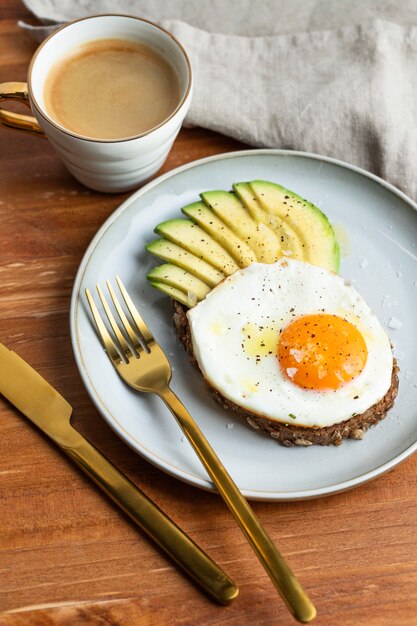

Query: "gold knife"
<box><xmin>0</xmin><ymin>343</ymin><xmax>238</xmax><ymax>605</ymax></box>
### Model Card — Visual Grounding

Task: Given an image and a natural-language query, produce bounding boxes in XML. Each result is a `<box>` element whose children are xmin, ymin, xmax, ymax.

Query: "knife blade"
<box><xmin>0</xmin><ymin>343</ymin><xmax>72</xmax><ymax>439</ymax></box>
<box><xmin>0</xmin><ymin>343</ymin><xmax>238</xmax><ymax>605</ymax></box>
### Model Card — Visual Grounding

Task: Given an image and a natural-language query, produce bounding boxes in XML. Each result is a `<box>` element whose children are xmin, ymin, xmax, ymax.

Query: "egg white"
<box><xmin>187</xmin><ymin>259</ymin><xmax>393</xmax><ymax>428</ymax></box>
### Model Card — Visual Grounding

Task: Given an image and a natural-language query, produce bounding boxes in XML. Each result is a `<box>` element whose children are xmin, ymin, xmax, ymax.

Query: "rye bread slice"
<box><xmin>172</xmin><ymin>300</ymin><xmax>399</xmax><ymax>447</ymax></box>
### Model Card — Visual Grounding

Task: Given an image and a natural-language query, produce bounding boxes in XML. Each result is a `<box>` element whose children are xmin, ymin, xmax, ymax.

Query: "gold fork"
<box><xmin>86</xmin><ymin>277</ymin><xmax>316</xmax><ymax>624</ymax></box>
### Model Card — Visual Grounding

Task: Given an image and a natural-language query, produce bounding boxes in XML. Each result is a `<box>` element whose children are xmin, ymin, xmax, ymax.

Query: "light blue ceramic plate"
<box><xmin>70</xmin><ymin>149</ymin><xmax>417</xmax><ymax>501</ymax></box>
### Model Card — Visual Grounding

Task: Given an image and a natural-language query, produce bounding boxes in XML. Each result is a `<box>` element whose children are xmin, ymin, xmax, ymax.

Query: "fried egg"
<box><xmin>187</xmin><ymin>259</ymin><xmax>393</xmax><ymax>428</ymax></box>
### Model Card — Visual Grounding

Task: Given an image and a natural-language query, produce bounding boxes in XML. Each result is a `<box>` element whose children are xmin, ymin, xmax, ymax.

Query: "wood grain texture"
<box><xmin>1</xmin><ymin>8</ymin><xmax>417</xmax><ymax>626</ymax></box>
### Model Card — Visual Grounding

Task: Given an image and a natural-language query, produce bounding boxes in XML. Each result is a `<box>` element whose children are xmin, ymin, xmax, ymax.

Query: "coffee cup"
<box><xmin>0</xmin><ymin>15</ymin><xmax>192</xmax><ymax>193</ymax></box>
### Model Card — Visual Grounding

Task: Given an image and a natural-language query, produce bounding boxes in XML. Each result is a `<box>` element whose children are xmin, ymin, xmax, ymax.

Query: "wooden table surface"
<box><xmin>1</xmin><ymin>5</ymin><xmax>417</xmax><ymax>625</ymax></box>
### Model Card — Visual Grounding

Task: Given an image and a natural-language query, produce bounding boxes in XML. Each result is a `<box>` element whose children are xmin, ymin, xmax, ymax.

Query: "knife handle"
<box><xmin>60</xmin><ymin>428</ymin><xmax>238</xmax><ymax>605</ymax></box>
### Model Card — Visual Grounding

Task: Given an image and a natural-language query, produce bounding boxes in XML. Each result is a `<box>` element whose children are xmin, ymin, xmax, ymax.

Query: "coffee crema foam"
<box><xmin>44</xmin><ymin>38</ymin><xmax>180</xmax><ymax>140</ymax></box>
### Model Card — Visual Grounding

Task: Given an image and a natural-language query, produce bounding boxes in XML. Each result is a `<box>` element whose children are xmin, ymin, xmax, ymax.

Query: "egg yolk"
<box><xmin>278</xmin><ymin>314</ymin><xmax>368</xmax><ymax>390</ymax></box>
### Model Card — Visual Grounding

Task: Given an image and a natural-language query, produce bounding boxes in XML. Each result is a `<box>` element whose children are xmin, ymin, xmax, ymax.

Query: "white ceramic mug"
<box><xmin>0</xmin><ymin>15</ymin><xmax>192</xmax><ymax>193</ymax></box>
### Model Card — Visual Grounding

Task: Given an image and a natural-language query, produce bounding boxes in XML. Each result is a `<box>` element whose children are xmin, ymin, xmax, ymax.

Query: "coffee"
<box><xmin>44</xmin><ymin>39</ymin><xmax>180</xmax><ymax>140</ymax></box>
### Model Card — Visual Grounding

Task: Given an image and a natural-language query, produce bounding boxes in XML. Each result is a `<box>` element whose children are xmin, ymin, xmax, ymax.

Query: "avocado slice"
<box><xmin>146</xmin><ymin>239</ymin><xmax>224</xmax><ymax>288</ymax></box>
<box><xmin>234</xmin><ymin>181</ymin><xmax>277</xmax><ymax>225</ymax></box>
<box><xmin>200</xmin><ymin>190</ymin><xmax>282</xmax><ymax>263</ymax></box>
<box><xmin>148</xmin><ymin>281</ymin><xmax>192</xmax><ymax>307</ymax></box>
<box><xmin>248</xmin><ymin>179</ymin><xmax>339</xmax><ymax>271</ymax></box>
<box><xmin>265</xmin><ymin>214</ymin><xmax>305</xmax><ymax>260</ymax></box>
<box><xmin>236</xmin><ymin>180</ymin><xmax>339</xmax><ymax>271</ymax></box>
<box><xmin>233</xmin><ymin>182</ymin><xmax>306</xmax><ymax>261</ymax></box>
<box><xmin>147</xmin><ymin>263</ymin><xmax>210</xmax><ymax>303</ymax></box>
<box><xmin>182</xmin><ymin>201</ymin><xmax>257</xmax><ymax>268</ymax></box>
<box><xmin>155</xmin><ymin>219</ymin><xmax>239</xmax><ymax>275</ymax></box>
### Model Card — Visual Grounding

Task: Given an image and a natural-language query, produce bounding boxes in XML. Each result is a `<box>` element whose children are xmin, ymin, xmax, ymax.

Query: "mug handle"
<box><xmin>0</xmin><ymin>82</ymin><xmax>45</xmax><ymax>136</ymax></box>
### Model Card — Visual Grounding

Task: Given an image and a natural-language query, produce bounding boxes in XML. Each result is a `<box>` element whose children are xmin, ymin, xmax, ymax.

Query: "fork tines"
<box><xmin>86</xmin><ymin>277</ymin><xmax>153</xmax><ymax>363</ymax></box>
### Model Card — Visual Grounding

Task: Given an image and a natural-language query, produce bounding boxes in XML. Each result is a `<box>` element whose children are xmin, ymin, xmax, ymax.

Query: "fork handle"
<box><xmin>159</xmin><ymin>386</ymin><xmax>316</xmax><ymax>624</ymax></box>
<box><xmin>60</xmin><ymin>428</ymin><xmax>238</xmax><ymax>605</ymax></box>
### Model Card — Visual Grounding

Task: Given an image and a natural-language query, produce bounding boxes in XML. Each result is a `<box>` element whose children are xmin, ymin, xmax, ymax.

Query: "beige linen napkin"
<box><xmin>20</xmin><ymin>1</ymin><xmax>417</xmax><ymax>200</ymax></box>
